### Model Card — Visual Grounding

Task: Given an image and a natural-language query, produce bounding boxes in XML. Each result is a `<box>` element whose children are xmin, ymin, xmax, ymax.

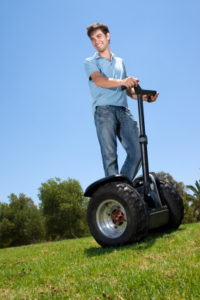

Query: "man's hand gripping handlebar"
<box><xmin>121</xmin><ymin>84</ymin><xmax>158</xmax><ymax>103</ymax></box>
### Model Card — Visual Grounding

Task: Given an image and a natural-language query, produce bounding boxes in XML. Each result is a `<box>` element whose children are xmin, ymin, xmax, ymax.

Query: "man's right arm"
<box><xmin>91</xmin><ymin>71</ymin><xmax>139</xmax><ymax>89</ymax></box>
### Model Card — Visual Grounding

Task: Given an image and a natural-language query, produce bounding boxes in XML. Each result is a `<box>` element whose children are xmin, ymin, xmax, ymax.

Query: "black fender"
<box><xmin>84</xmin><ymin>175</ymin><xmax>133</xmax><ymax>197</ymax></box>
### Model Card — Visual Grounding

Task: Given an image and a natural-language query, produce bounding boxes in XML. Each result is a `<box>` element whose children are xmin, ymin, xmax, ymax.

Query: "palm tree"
<box><xmin>187</xmin><ymin>180</ymin><xmax>200</xmax><ymax>221</ymax></box>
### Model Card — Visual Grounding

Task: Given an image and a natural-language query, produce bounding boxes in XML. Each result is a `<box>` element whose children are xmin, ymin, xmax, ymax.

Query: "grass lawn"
<box><xmin>0</xmin><ymin>223</ymin><xmax>200</xmax><ymax>299</ymax></box>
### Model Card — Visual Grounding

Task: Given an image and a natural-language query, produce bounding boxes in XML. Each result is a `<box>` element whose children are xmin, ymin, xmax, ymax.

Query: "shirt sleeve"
<box><xmin>84</xmin><ymin>59</ymin><xmax>99</xmax><ymax>79</ymax></box>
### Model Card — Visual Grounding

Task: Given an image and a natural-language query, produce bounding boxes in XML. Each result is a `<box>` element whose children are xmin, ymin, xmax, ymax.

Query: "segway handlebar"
<box><xmin>121</xmin><ymin>84</ymin><xmax>157</xmax><ymax>96</ymax></box>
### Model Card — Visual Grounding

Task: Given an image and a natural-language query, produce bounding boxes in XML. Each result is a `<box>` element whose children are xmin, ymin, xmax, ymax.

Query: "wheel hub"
<box><xmin>96</xmin><ymin>199</ymin><xmax>127</xmax><ymax>239</ymax></box>
<box><xmin>111</xmin><ymin>209</ymin><xmax>125</xmax><ymax>226</ymax></box>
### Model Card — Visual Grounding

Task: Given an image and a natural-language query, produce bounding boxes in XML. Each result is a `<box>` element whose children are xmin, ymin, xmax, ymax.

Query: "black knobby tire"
<box><xmin>87</xmin><ymin>181</ymin><xmax>149</xmax><ymax>247</ymax></box>
<box><xmin>158</xmin><ymin>182</ymin><xmax>184</xmax><ymax>229</ymax></box>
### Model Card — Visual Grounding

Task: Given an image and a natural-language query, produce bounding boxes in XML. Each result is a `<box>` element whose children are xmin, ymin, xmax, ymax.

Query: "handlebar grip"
<box><xmin>121</xmin><ymin>84</ymin><xmax>157</xmax><ymax>96</ymax></box>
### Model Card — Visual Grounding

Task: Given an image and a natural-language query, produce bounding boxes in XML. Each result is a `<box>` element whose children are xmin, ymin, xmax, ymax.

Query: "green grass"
<box><xmin>0</xmin><ymin>223</ymin><xmax>200</xmax><ymax>299</ymax></box>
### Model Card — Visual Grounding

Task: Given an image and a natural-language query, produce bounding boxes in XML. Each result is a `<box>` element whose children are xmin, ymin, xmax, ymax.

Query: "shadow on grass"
<box><xmin>85</xmin><ymin>226</ymin><xmax>185</xmax><ymax>257</ymax></box>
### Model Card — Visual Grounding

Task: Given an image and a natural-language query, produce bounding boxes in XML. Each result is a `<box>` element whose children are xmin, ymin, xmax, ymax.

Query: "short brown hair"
<box><xmin>86</xmin><ymin>23</ymin><xmax>110</xmax><ymax>38</ymax></box>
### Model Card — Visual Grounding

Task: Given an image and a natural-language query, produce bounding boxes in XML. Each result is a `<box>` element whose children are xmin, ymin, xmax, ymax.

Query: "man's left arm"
<box><xmin>122</xmin><ymin>61</ymin><xmax>159</xmax><ymax>102</ymax></box>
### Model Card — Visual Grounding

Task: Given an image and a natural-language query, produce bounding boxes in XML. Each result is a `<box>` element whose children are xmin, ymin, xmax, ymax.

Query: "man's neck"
<box><xmin>98</xmin><ymin>47</ymin><xmax>112</xmax><ymax>61</ymax></box>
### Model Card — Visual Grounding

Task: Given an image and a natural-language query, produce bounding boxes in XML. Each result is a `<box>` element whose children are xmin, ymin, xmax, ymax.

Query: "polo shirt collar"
<box><xmin>93</xmin><ymin>52</ymin><xmax>115</xmax><ymax>60</ymax></box>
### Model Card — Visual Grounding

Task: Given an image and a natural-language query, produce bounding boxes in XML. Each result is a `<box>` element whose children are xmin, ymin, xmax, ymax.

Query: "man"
<box><xmin>84</xmin><ymin>23</ymin><xmax>158</xmax><ymax>180</ymax></box>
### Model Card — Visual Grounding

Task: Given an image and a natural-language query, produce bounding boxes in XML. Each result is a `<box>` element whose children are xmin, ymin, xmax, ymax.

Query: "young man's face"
<box><xmin>90</xmin><ymin>29</ymin><xmax>110</xmax><ymax>52</ymax></box>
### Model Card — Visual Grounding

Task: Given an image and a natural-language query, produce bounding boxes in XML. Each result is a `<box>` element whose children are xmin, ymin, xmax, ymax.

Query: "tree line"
<box><xmin>0</xmin><ymin>173</ymin><xmax>199</xmax><ymax>248</ymax></box>
<box><xmin>0</xmin><ymin>178</ymin><xmax>89</xmax><ymax>248</ymax></box>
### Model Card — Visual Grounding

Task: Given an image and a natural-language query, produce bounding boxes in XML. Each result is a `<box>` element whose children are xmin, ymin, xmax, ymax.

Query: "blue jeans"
<box><xmin>94</xmin><ymin>105</ymin><xmax>141</xmax><ymax>180</ymax></box>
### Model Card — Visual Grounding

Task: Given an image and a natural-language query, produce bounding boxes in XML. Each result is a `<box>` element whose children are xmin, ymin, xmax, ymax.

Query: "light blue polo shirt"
<box><xmin>84</xmin><ymin>52</ymin><xmax>128</xmax><ymax>113</ymax></box>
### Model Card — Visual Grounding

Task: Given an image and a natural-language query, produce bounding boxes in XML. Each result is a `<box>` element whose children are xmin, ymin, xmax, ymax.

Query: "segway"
<box><xmin>84</xmin><ymin>84</ymin><xmax>184</xmax><ymax>247</ymax></box>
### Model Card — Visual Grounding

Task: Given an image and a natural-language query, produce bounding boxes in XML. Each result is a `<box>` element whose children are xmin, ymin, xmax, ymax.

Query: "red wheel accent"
<box><xmin>111</xmin><ymin>209</ymin><xmax>125</xmax><ymax>226</ymax></box>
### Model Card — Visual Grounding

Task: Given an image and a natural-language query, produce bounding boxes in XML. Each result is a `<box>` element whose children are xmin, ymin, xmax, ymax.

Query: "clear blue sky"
<box><xmin>1</xmin><ymin>0</ymin><xmax>200</xmax><ymax>205</ymax></box>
